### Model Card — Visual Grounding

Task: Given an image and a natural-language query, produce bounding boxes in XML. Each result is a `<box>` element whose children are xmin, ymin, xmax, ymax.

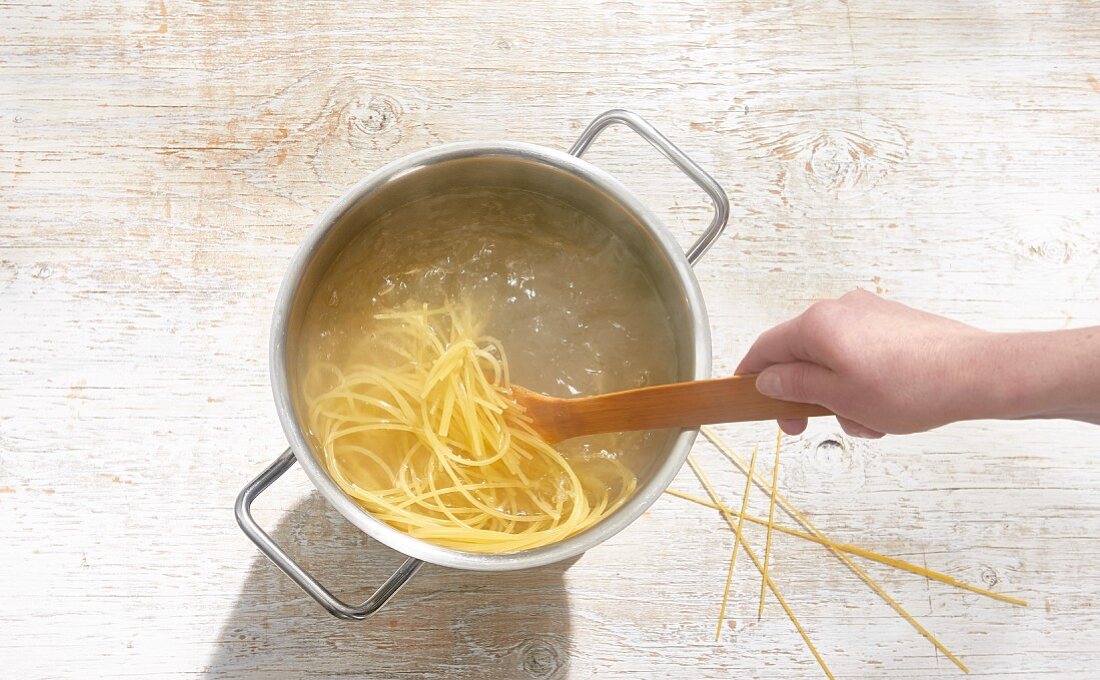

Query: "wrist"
<box><xmin>944</xmin><ymin>330</ymin><xmax>1015</xmax><ymax>422</ymax></box>
<box><xmin>968</xmin><ymin>328</ymin><xmax>1100</xmax><ymax>422</ymax></box>
<box><xmin>977</xmin><ymin>332</ymin><xmax>1044</xmax><ymax>420</ymax></box>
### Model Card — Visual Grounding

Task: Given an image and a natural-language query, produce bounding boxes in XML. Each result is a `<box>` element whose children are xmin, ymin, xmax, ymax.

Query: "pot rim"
<box><xmin>270</xmin><ymin>140</ymin><xmax>712</xmax><ymax>571</ymax></box>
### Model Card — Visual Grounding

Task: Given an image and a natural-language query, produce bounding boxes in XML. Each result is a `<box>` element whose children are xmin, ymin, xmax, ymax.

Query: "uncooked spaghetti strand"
<box><xmin>663</xmin><ymin>488</ymin><xmax>1026</xmax><ymax>606</ymax></box>
<box><xmin>701</xmin><ymin>427</ymin><xmax>971</xmax><ymax>673</ymax></box>
<box><xmin>686</xmin><ymin>454</ymin><xmax>835</xmax><ymax>680</ymax></box>
<box><xmin>759</xmin><ymin>428</ymin><xmax>782</xmax><ymax>619</ymax></box>
<box><xmin>715</xmin><ymin>443</ymin><xmax>758</xmax><ymax>641</ymax></box>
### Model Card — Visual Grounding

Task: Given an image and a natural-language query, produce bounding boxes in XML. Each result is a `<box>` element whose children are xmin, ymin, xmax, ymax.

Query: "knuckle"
<box><xmin>800</xmin><ymin>300</ymin><xmax>839</xmax><ymax>339</ymax></box>
<box><xmin>841</xmin><ymin>288</ymin><xmax>874</xmax><ymax>302</ymax></box>
<box><xmin>801</xmin><ymin>297</ymin><xmax>865</xmax><ymax>364</ymax></box>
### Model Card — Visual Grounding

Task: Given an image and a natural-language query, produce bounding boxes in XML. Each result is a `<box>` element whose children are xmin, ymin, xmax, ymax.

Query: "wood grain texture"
<box><xmin>513</xmin><ymin>377</ymin><xmax>831</xmax><ymax>443</ymax></box>
<box><xmin>2</xmin><ymin>0</ymin><xmax>1099</xmax><ymax>678</ymax></box>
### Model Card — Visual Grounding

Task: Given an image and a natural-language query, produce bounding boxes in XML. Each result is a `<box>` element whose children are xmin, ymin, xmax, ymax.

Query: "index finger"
<box><xmin>735</xmin><ymin>315</ymin><xmax>808</xmax><ymax>374</ymax></box>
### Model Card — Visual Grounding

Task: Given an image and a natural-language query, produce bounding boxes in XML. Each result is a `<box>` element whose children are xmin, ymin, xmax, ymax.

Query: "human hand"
<box><xmin>737</xmin><ymin>290</ymin><xmax>996</xmax><ymax>437</ymax></box>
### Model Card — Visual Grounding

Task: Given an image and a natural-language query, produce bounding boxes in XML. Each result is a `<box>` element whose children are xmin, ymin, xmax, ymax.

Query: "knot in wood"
<box><xmin>1010</xmin><ymin>217</ymin><xmax>1081</xmax><ymax>265</ymax></box>
<box><xmin>804</xmin><ymin>130</ymin><xmax>877</xmax><ymax>192</ymax></box>
<box><xmin>980</xmin><ymin>564</ymin><xmax>1000</xmax><ymax>588</ymax></box>
<box><xmin>518</xmin><ymin>637</ymin><xmax>567</xmax><ymax>679</ymax></box>
<box><xmin>347</xmin><ymin>94</ymin><xmax>401</xmax><ymax>136</ymax></box>
<box><xmin>815</xmin><ymin>436</ymin><xmax>847</xmax><ymax>454</ymax></box>
<box><xmin>784</xmin><ymin>432</ymin><xmax>867</xmax><ymax>491</ymax></box>
<box><xmin>762</xmin><ymin>114</ymin><xmax>910</xmax><ymax>202</ymax></box>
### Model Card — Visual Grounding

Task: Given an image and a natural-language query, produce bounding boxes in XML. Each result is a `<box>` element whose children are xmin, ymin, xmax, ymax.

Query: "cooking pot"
<box><xmin>235</xmin><ymin>110</ymin><xmax>730</xmax><ymax>619</ymax></box>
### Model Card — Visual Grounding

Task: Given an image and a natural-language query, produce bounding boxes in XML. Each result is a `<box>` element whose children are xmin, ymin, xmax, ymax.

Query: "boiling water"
<box><xmin>297</xmin><ymin>187</ymin><xmax>680</xmax><ymax>478</ymax></box>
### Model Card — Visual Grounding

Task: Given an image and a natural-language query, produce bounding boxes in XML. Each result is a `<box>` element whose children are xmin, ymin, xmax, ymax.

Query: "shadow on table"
<box><xmin>203</xmin><ymin>492</ymin><xmax>576</xmax><ymax>680</ymax></box>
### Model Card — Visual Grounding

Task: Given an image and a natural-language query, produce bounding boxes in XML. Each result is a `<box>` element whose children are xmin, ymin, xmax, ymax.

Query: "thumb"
<box><xmin>755</xmin><ymin>362</ymin><xmax>837</xmax><ymax>405</ymax></box>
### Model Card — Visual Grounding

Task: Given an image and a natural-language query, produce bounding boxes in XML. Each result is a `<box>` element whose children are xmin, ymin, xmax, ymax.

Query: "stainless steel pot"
<box><xmin>236</xmin><ymin>110</ymin><xmax>730</xmax><ymax>619</ymax></box>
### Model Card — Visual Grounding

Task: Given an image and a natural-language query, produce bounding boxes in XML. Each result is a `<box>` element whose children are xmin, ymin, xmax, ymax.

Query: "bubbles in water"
<box><xmin>298</xmin><ymin>187</ymin><xmax>680</xmax><ymax>478</ymax></box>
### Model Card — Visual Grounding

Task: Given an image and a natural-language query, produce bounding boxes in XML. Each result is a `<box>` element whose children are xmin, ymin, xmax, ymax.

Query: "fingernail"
<box><xmin>756</xmin><ymin>371</ymin><xmax>782</xmax><ymax>398</ymax></box>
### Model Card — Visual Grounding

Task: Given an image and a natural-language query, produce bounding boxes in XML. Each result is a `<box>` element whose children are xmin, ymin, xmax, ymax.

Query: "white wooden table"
<box><xmin>3</xmin><ymin>1</ymin><xmax>1099</xmax><ymax>677</ymax></box>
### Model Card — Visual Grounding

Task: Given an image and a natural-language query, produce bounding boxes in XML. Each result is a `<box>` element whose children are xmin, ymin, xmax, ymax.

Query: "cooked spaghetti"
<box><xmin>303</xmin><ymin>303</ymin><xmax>637</xmax><ymax>553</ymax></box>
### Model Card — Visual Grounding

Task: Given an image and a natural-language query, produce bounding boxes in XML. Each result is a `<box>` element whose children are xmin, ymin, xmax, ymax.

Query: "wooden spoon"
<box><xmin>511</xmin><ymin>374</ymin><xmax>832</xmax><ymax>444</ymax></box>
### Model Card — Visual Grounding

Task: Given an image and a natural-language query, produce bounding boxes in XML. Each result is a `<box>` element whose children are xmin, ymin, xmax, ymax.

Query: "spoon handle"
<box><xmin>561</xmin><ymin>374</ymin><xmax>832</xmax><ymax>438</ymax></box>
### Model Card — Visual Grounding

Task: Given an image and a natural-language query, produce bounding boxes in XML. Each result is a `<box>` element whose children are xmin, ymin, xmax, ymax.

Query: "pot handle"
<box><xmin>569</xmin><ymin>109</ymin><xmax>730</xmax><ymax>265</ymax></box>
<box><xmin>235</xmin><ymin>448</ymin><xmax>424</xmax><ymax>620</ymax></box>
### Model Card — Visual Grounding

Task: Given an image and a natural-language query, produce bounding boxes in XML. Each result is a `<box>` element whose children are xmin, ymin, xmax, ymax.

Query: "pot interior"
<box><xmin>279</xmin><ymin>146</ymin><xmax>705</xmax><ymax>563</ymax></box>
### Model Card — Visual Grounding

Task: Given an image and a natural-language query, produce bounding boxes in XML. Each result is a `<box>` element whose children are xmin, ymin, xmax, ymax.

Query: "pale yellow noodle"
<box><xmin>305</xmin><ymin>303</ymin><xmax>634</xmax><ymax>553</ymax></box>
<box><xmin>715</xmin><ymin>443</ymin><xmax>758</xmax><ymax>641</ymax></box>
<box><xmin>758</xmin><ymin>428</ymin><xmax>782</xmax><ymax>619</ymax></box>
<box><xmin>700</xmin><ymin>426</ymin><xmax>972</xmax><ymax>673</ymax></box>
<box><xmin>663</xmin><ymin>487</ymin><xmax>1025</xmax><ymax>606</ymax></box>
<box><xmin>686</xmin><ymin>454</ymin><xmax>836</xmax><ymax>680</ymax></box>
